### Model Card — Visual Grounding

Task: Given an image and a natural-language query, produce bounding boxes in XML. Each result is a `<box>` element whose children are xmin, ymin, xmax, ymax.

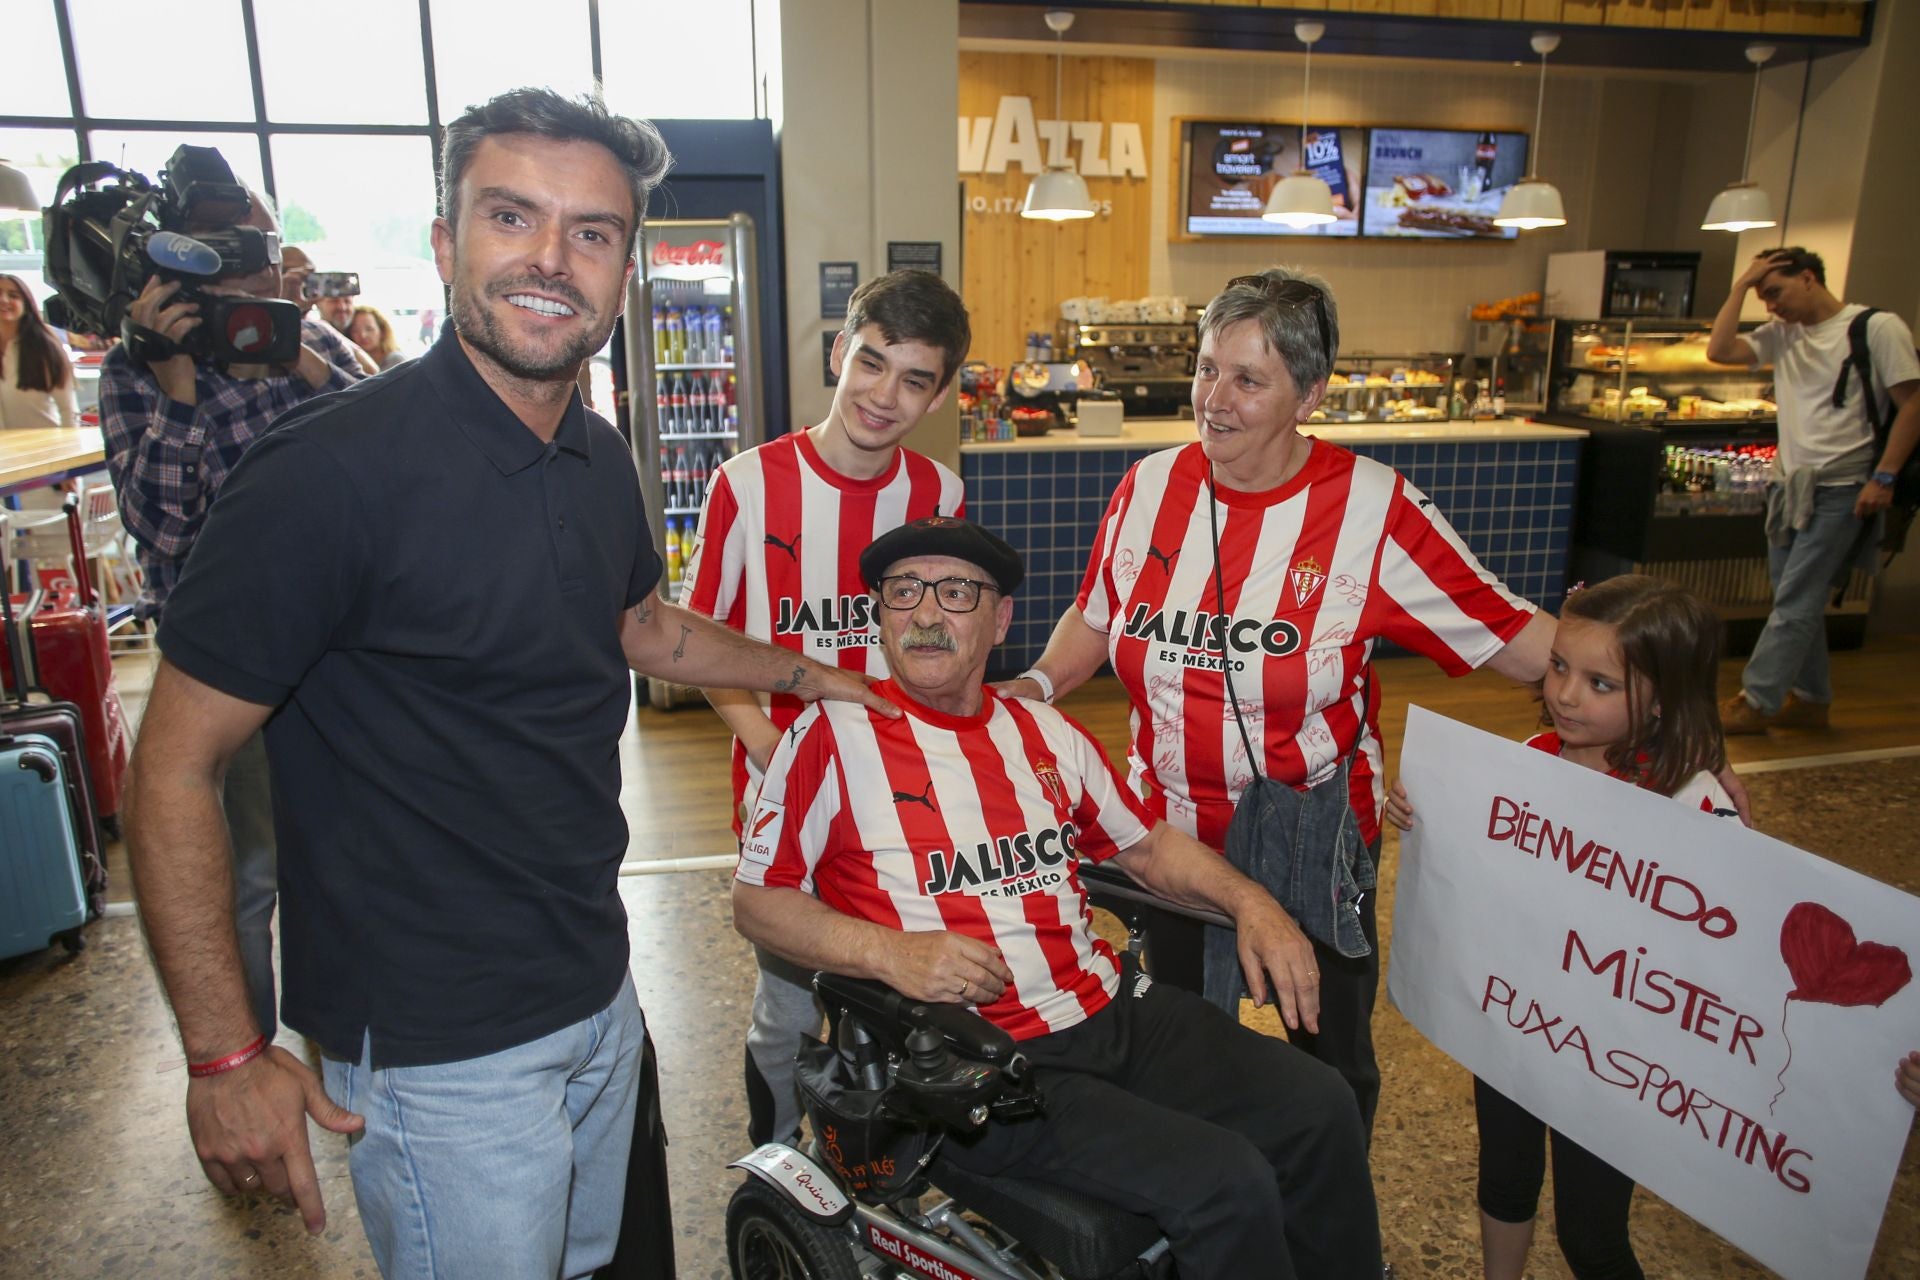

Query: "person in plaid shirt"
<box><xmin>101</xmin><ymin>180</ymin><xmax>363</xmax><ymax>1039</ymax></box>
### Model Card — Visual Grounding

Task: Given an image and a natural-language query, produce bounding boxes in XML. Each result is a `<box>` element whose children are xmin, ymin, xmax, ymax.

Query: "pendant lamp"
<box><xmin>1263</xmin><ymin>21</ymin><xmax>1336</xmax><ymax>228</ymax></box>
<box><xmin>1495</xmin><ymin>33</ymin><xmax>1567</xmax><ymax>231</ymax></box>
<box><xmin>0</xmin><ymin>160</ymin><xmax>38</xmax><ymax>216</ymax></box>
<box><xmin>1021</xmin><ymin>10</ymin><xmax>1096</xmax><ymax>221</ymax></box>
<box><xmin>1701</xmin><ymin>45</ymin><xmax>1778</xmax><ymax>232</ymax></box>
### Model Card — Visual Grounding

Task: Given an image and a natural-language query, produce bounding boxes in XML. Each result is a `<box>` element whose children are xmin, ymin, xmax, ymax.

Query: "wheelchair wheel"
<box><xmin>725</xmin><ymin>1177</ymin><xmax>862</xmax><ymax>1280</ymax></box>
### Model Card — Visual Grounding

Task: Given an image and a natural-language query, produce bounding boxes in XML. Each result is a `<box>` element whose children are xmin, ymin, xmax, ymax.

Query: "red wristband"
<box><xmin>187</xmin><ymin>1033</ymin><xmax>270</xmax><ymax>1079</ymax></box>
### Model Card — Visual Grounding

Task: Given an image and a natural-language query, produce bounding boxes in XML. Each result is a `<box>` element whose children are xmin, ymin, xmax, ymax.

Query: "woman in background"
<box><xmin>0</xmin><ymin>274</ymin><xmax>78</xmax><ymax>428</ymax></box>
<box><xmin>347</xmin><ymin>304</ymin><xmax>408</xmax><ymax>371</ymax></box>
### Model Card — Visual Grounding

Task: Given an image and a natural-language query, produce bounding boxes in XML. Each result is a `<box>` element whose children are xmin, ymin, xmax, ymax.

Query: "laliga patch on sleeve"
<box><xmin>741</xmin><ymin>800</ymin><xmax>784</xmax><ymax>868</ymax></box>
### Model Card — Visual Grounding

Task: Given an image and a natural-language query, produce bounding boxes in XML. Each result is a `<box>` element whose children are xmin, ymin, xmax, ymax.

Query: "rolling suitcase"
<box><xmin>0</xmin><ymin>578</ymin><xmax>108</xmax><ymax>916</ymax></box>
<box><xmin>1</xmin><ymin>496</ymin><xmax>130</xmax><ymax>824</ymax></box>
<box><xmin>0</xmin><ymin>729</ymin><xmax>90</xmax><ymax>958</ymax></box>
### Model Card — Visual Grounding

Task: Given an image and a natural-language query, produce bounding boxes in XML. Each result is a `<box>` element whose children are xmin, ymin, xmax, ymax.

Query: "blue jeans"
<box><xmin>1742</xmin><ymin>483</ymin><xmax>1865</xmax><ymax>714</ymax></box>
<box><xmin>321</xmin><ymin>974</ymin><xmax>646</xmax><ymax>1280</ymax></box>
<box><xmin>223</xmin><ymin>732</ymin><xmax>277</xmax><ymax>1035</ymax></box>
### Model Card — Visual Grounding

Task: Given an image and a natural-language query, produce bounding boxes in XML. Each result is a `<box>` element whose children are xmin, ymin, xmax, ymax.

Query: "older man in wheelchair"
<box><xmin>725</xmin><ymin>517</ymin><xmax>1382</xmax><ymax>1280</ymax></box>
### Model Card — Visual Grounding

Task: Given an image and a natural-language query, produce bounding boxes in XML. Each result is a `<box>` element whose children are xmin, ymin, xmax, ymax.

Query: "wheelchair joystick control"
<box><xmin>905</xmin><ymin>1026</ymin><xmax>952</xmax><ymax>1073</ymax></box>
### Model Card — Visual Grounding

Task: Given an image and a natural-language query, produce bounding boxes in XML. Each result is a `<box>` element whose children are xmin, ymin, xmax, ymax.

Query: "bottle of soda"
<box><xmin>655</xmin><ymin>379</ymin><xmax>672</xmax><ymax>436</ymax></box>
<box><xmin>691</xmin><ymin>448</ymin><xmax>710</xmax><ymax>504</ymax></box>
<box><xmin>705</xmin><ymin>307</ymin><xmax>724</xmax><ymax>366</ymax></box>
<box><xmin>1475</xmin><ymin>132</ymin><xmax>1497</xmax><ymax>192</ymax></box>
<box><xmin>721</xmin><ymin>307</ymin><xmax>735</xmax><ymax>363</ymax></box>
<box><xmin>671</xmin><ymin>446</ymin><xmax>692</xmax><ymax>509</ymax></box>
<box><xmin>685</xmin><ymin>371</ymin><xmax>705</xmax><ymax>433</ymax></box>
<box><xmin>665</xmin><ymin>517</ymin><xmax>683</xmax><ymax>583</ymax></box>
<box><xmin>664</xmin><ymin>307</ymin><xmax>685</xmax><ymax>365</ymax></box>
<box><xmin>667</xmin><ymin>374</ymin><xmax>688</xmax><ymax>434</ymax></box>
<box><xmin>722</xmin><ymin>373</ymin><xmax>737</xmax><ymax>436</ymax></box>
<box><xmin>683</xmin><ymin>306</ymin><xmax>705</xmax><ymax>363</ymax></box>
<box><xmin>652</xmin><ymin>305</ymin><xmax>668</xmax><ymax>366</ymax></box>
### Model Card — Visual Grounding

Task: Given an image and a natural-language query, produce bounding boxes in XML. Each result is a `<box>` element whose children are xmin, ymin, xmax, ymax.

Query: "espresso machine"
<box><xmin>1057</xmin><ymin>315</ymin><xmax>1197</xmax><ymax>417</ymax></box>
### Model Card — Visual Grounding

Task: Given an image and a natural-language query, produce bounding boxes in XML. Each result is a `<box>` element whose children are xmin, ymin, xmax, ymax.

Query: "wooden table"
<box><xmin>0</xmin><ymin>428</ymin><xmax>107</xmax><ymax>499</ymax></box>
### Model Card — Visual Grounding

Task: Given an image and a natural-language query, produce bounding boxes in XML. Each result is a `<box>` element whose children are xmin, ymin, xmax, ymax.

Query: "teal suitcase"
<box><xmin>0</xmin><ymin>730</ymin><xmax>88</xmax><ymax>959</ymax></box>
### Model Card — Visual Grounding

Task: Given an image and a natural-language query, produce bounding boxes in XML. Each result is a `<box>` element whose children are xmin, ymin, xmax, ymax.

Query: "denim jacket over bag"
<box><xmin>1202</xmin><ymin>755</ymin><xmax>1373</xmax><ymax>1015</ymax></box>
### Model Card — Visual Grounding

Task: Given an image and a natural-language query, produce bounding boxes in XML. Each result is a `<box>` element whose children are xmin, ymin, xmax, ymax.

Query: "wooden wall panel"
<box><xmin>1204</xmin><ymin>0</ymin><xmax>1861</xmax><ymax>27</ymax></box>
<box><xmin>959</xmin><ymin>53</ymin><xmax>1155</xmax><ymax>368</ymax></box>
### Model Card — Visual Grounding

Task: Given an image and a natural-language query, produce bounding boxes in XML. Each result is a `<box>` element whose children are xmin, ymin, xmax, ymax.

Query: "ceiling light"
<box><xmin>1021</xmin><ymin>10</ymin><xmax>1096</xmax><ymax>221</ymax></box>
<box><xmin>0</xmin><ymin>161</ymin><xmax>39</xmax><ymax>216</ymax></box>
<box><xmin>1495</xmin><ymin>33</ymin><xmax>1568</xmax><ymax>231</ymax></box>
<box><xmin>1264</xmin><ymin>21</ymin><xmax>1337</xmax><ymax>228</ymax></box>
<box><xmin>1702</xmin><ymin>45</ymin><xmax>1778</xmax><ymax>232</ymax></box>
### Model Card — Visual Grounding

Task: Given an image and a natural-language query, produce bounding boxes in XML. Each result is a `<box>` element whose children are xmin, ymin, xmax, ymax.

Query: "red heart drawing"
<box><xmin>1779</xmin><ymin>901</ymin><xmax>1913</xmax><ymax>1008</ymax></box>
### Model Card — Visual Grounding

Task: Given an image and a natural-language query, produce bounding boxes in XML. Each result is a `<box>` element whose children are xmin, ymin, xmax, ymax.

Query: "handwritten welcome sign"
<box><xmin>1388</xmin><ymin>707</ymin><xmax>1918</xmax><ymax>1280</ymax></box>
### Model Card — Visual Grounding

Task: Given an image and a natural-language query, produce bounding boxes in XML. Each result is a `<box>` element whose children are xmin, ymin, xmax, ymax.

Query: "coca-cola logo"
<box><xmin>652</xmin><ymin>239</ymin><xmax>725</xmax><ymax>267</ymax></box>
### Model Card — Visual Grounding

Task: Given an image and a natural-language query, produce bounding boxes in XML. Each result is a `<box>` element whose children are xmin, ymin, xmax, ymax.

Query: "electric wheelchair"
<box><xmin>723</xmin><ymin>866</ymin><xmax>1231</xmax><ymax>1280</ymax></box>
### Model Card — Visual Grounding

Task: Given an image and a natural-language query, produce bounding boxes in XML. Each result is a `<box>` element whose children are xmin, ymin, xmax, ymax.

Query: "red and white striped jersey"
<box><xmin>680</xmin><ymin>430</ymin><xmax>963</xmax><ymax>827</ymax></box>
<box><xmin>1525</xmin><ymin>733</ymin><xmax>1738</xmax><ymax>817</ymax></box>
<box><xmin>735</xmin><ymin>681</ymin><xmax>1154</xmax><ymax>1041</ymax></box>
<box><xmin>1077</xmin><ymin>439</ymin><xmax>1534</xmax><ymax>849</ymax></box>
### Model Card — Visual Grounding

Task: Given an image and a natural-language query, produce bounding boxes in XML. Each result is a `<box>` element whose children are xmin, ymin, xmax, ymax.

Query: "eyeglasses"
<box><xmin>877</xmin><ymin>575</ymin><xmax>1001</xmax><ymax>613</ymax></box>
<box><xmin>1223</xmin><ymin>274</ymin><xmax>1335</xmax><ymax>370</ymax></box>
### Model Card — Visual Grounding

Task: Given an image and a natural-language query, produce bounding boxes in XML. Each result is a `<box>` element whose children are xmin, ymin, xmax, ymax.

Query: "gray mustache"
<box><xmin>902</xmin><ymin>624</ymin><xmax>956</xmax><ymax>651</ymax></box>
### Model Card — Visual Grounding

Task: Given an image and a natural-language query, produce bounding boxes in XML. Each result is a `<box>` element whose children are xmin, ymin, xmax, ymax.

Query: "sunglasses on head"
<box><xmin>1223</xmin><ymin>274</ymin><xmax>1334</xmax><ymax>371</ymax></box>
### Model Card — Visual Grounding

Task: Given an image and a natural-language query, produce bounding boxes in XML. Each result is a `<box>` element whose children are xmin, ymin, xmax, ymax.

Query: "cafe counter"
<box><xmin>960</xmin><ymin>416</ymin><xmax>1588</xmax><ymax>676</ymax></box>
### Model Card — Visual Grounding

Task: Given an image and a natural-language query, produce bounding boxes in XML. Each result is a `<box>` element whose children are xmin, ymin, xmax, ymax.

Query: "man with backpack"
<box><xmin>1707</xmin><ymin>246</ymin><xmax>1920</xmax><ymax>734</ymax></box>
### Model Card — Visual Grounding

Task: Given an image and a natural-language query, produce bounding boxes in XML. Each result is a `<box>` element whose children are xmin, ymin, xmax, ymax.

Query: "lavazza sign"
<box><xmin>959</xmin><ymin>95</ymin><xmax>1147</xmax><ymax>215</ymax></box>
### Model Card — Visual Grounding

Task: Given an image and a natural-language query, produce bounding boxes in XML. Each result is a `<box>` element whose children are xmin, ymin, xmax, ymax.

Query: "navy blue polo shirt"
<box><xmin>159</xmin><ymin>327</ymin><xmax>661</xmax><ymax>1068</ymax></box>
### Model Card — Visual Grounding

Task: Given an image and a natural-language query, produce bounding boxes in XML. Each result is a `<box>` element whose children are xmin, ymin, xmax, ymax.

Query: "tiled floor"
<box><xmin>4</xmin><ymin>647</ymin><xmax>1919</xmax><ymax>1278</ymax></box>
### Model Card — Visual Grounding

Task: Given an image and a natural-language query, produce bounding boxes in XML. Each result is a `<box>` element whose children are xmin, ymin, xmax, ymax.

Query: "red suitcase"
<box><xmin>0</xmin><ymin>585</ymin><xmax>108</xmax><ymax>915</ymax></box>
<box><xmin>1</xmin><ymin>497</ymin><xmax>130</xmax><ymax>823</ymax></box>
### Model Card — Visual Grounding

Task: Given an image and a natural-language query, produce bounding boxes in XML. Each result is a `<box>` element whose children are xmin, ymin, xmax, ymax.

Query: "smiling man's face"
<box><xmin>432</xmin><ymin>132</ymin><xmax>635</xmax><ymax>384</ymax></box>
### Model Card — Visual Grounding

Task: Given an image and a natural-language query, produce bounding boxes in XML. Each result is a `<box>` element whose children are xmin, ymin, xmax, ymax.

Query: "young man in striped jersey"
<box><xmin>681</xmin><ymin>270</ymin><xmax>969</xmax><ymax>1145</ymax></box>
<box><xmin>733</xmin><ymin>517</ymin><xmax>1383</xmax><ymax>1280</ymax></box>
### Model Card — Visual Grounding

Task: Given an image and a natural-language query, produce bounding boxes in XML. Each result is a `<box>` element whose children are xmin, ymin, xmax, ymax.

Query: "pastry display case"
<box><xmin>1312</xmin><ymin>353</ymin><xmax>1457</xmax><ymax>424</ymax></box>
<box><xmin>1547</xmin><ymin>318</ymin><xmax>1775</xmax><ymax>425</ymax></box>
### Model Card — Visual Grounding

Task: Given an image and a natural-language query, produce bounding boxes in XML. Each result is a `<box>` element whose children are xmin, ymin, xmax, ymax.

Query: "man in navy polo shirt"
<box><xmin>124</xmin><ymin>89</ymin><xmax>892</xmax><ymax>1279</ymax></box>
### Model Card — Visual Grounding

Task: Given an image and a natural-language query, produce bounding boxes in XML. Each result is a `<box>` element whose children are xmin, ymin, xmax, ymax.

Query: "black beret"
<box><xmin>859</xmin><ymin>516</ymin><xmax>1025</xmax><ymax>595</ymax></box>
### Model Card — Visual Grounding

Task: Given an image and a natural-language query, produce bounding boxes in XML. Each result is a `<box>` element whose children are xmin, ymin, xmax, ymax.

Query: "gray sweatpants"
<box><xmin>745</xmin><ymin>946</ymin><xmax>825</xmax><ymax>1144</ymax></box>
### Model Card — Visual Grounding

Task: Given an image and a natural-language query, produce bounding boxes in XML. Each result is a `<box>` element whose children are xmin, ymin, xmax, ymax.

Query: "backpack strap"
<box><xmin>1831</xmin><ymin>307</ymin><xmax>1893</xmax><ymax>435</ymax></box>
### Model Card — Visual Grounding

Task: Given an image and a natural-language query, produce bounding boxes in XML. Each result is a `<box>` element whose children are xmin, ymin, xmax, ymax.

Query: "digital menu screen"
<box><xmin>1182</xmin><ymin>121</ymin><xmax>1365</xmax><ymax>238</ymax></box>
<box><xmin>1359</xmin><ymin>128</ymin><xmax>1529</xmax><ymax>240</ymax></box>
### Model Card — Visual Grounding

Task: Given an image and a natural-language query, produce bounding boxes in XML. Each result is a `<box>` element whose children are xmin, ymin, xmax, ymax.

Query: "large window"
<box><xmin>2</xmin><ymin>0</ymin><xmax>761</xmax><ymax>345</ymax></box>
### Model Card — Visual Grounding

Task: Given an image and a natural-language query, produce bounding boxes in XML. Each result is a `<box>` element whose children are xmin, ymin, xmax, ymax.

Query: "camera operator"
<box><xmin>101</xmin><ymin>184</ymin><xmax>365</xmax><ymax>1040</ymax></box>
<box><xmin>280</xmin><ymin>247</ymin><xmax>378</xmax><ymax>376</ymax></box>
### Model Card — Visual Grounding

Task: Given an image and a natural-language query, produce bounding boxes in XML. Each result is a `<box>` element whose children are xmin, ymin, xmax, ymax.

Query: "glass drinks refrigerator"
<box><xmin>621</xmin><ymin>215</ymin><xmax>767</xmax><ymax>707</ymax></box>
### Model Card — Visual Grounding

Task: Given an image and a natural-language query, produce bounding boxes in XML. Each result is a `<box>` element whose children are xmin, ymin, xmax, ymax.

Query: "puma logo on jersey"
<box><xmin>764</xmin><ymin>530</ymin><xmax>802</xmax><ymax>560</ymax></box>
<box><xmin>893</xmin><ymin>782</ymin><xmax>938</xmax><ymax>812</ymax></box>
<box><xmin>1418</xmin><ymin>498</ymin><xmax>1434</xmax><ymax>509</ymax></box>
<box><xmin>1146</xmin><ymin>544</ymin><xmax>1178</xmax><ymax>572</ymax></box>
<box><xmin>923</xmin><ymin>823</ymin><xmax>1079</xmax><ymax>895</ymax></box>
